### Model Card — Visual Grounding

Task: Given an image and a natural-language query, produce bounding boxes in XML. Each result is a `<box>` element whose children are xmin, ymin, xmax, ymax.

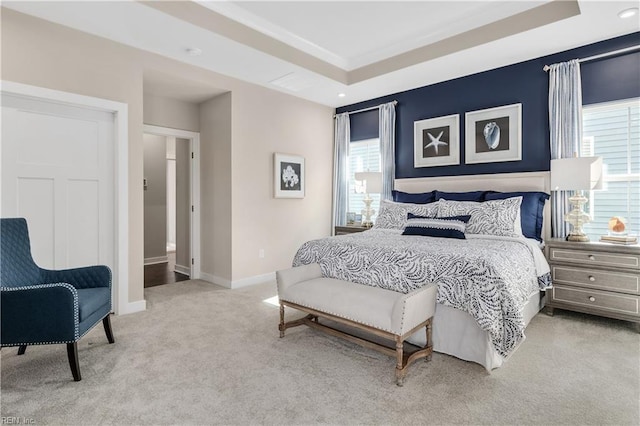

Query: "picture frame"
<box><xmin>274</xmin><ymin>153</ymin><xmax>305</xmax><ymax>198</ymax></box>
<box><xmin>414</xmin><ymin>114</ymin><xmax>460</xmax><ymax>168</ymax></box>
<box><xmin>464</xmin><ymin>103</ymin><xmax>522</xmax><ymax>164</ymax></box>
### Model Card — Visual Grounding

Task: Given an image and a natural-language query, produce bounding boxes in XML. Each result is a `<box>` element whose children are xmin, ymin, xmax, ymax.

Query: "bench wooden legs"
<box><xmin>395</xmin><ymin>318</ymin><xmax>433</xmax><ymax>386</ymax></box>
<box><xmin>395</xmin><ymin>339</ymin><xmax>405</xmax><ymax>386</ymax></box>
<box><xmin>280</xmin><ymin>302</ymin><xmax>433</xmax><ymax>386</ymax></box>
<box><xmin>426</xmin><ymin>318</ymin><xmax>433</xmax><ymax>362</ymax></box>
<box><xmin>279</xmin><ymin>305</ymin><xmax>285</xmax><ymax>338</ymax></box>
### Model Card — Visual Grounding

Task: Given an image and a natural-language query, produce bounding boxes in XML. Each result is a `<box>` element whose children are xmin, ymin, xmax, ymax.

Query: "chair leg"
<box><xmin>17</xmin><ymin>345</ymin><xmax>27</xmax><ymax>355</ymax></box>
<box><xmin>103</xmin><ymin>315</ymin><xmax>115</xmax><ymax>344</ymax></box>
<box><xmin>67</xmin><ymin>342</ymin><xmax>81</xmax><ymax>381</ymax></box>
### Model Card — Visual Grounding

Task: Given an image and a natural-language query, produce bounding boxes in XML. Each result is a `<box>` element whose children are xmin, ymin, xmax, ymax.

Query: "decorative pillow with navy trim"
<box><xmin>437</xmin><ymin>197</ymin><xmax>524</xmax><ymax>237</ymax></box>
<box><xmin>374</xmin><ymin>200</ymin><xmax>439</xmax><ymax>230</ymax></box>
<box><xmin>402</xmin><ymin>214</ymin><xmax>471</xmax><ymax>239</ymax></box>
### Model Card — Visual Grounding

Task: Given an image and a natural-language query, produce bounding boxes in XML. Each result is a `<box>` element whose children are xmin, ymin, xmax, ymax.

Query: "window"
<box><xmin>582</xmin><ymin>98</ymin><xmax>640</xmax><ymax>239</ymax></box>
<box><xmin>347</xmin><ymin>138</ymin><xmax>381</xmax><ymax>223</ymax></box>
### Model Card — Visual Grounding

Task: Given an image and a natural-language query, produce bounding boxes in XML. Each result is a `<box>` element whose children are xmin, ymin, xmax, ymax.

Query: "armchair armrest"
<box><xmin>1</xmin><ymin>283</ymin><xmax>79</xmax><ymax>345</ymax></box>
<box><xmin>40</xmin><ymin>265</ymin><xmax>112</xmax><ymax>289</ymax></box>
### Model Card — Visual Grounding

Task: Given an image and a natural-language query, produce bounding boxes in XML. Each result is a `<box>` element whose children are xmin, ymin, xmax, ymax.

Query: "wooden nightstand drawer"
<box><xmin>550</xmin><ymin>286</ymin><xmax>640</xmax><ymax>317</ymax></box>
<box><xmin>552</xmin><ymin>266</ymin><xmax>640</xmax><ymax>294</ymax></box>
<box><xmin>549</xmin><ymin>247</ymin><xmax>640</xmax><ymax>270</ymax></box>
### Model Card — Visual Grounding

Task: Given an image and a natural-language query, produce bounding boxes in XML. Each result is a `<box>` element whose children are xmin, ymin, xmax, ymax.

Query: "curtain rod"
<box><xmin>543</xmin><ymin>45</ymin><xmax>640</xmax><ymax>71</ymax></box>
<box><xmin>333</xmin><ymin>100</ymin><xmax>398</xmax><ymax>118</ymax></box>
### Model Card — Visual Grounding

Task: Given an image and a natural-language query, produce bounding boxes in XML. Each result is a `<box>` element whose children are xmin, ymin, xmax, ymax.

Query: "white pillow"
<box><xmin>437</xmin><ymin>197</ymin><xmax>523</xmax><ymax>237</ymax></box>
<box><xmin>374</xmin><ymin>200</ymin><xmax>439</xmax><ymax>230</ymax></box>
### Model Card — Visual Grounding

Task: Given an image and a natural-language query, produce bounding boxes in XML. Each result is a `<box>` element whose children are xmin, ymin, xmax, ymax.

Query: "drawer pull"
<box><xmin>588</xmin><ymin>276</ymin><xmax>596</xmax><ymax>282</ymax></box>
<box><xmin>588</xmin><ymin>255</ymin><xmax>596</xmax><ymax>261</ymax></box>
<box><xmin>588</xmin><ymin>296</ymin><xmax>596</xmax><ymax>302</ymax></box>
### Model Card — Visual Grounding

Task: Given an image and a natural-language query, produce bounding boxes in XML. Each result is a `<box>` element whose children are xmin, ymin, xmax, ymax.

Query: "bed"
<box><xmin>293</xmin><ymin>172</ymin><xmax>552</xmax><ymax>371</ymax></box>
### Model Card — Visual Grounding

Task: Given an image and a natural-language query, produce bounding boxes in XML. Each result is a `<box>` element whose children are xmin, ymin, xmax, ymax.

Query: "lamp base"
<box><xmin>566</xmin><ymin>233</ymin><xmax>590</xmax><ymax>242</ymax></box>
<box><xmin>564</xmin><ymin>191</ymin><xmax>592</xmax><ymax>243</ymax></box>
<box><xmin>361</xmin><ymin>193</ymin><xmax>376</xmax><ymax>228</ymax></box>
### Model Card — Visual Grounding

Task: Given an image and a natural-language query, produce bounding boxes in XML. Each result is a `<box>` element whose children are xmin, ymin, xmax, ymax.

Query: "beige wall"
<box><xmin>230</xmin><ymin>88</ymin><xmax>334</xmax><ymax>281</ymax></box>
<box><xmin>1</xmin><ymin>8</ymin><xmax>146</xmax><ymax>303</ymax></box>
<box><xmin>143</xmin><ymin>94</ymin><xmax>200</xmax><ymax>132</ymax></box>
<box><xmin>200</xmin><ymin>93</ymin><xmax>233</xmax><ymax>281</ymax></box>
<box><xmin>1</xmin><ymin>8</ymin><xmax>334</xmax><ymax>303</ymax></box>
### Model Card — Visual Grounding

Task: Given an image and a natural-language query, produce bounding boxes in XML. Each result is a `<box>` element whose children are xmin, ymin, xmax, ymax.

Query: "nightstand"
<box><xmin>334</xmin><ymin>225</ymin><xmax>369</xmax><ymax>235</ymax></box>
<box><xmin>546</xmin><ymin>238</ymin><xmax>640</xmax><ymax>330</ymax></box>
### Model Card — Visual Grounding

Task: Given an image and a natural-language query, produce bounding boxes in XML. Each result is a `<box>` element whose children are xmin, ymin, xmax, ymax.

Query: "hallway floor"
<box><xmin>144</xmin><ymin>252</ymin><xmax>189</xmax><ymax>288</ymax></box>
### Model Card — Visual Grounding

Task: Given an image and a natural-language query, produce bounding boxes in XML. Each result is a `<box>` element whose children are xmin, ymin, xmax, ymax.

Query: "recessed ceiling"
<box><xmin>3</xmin><ymin>1</ymin><xmax>639</xmax><ymax>107</ymax></box>
<box><xmin>202</xmin><ymin>1</ymin><xmax>550</xmax><ymax>70</ymax></box>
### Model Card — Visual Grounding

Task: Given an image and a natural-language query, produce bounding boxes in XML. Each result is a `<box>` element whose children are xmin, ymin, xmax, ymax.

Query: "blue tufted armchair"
<box><xmin>0</xmin><ymin>218</ymin><xmax>114</xmax><ymax>381</ymax></box>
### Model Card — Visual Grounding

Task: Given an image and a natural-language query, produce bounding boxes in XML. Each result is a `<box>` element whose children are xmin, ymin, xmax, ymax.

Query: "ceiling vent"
<box><xmin>269</xmin><ymin>72</ymin><xmax>314</xmax><ymax>92</ymax></box>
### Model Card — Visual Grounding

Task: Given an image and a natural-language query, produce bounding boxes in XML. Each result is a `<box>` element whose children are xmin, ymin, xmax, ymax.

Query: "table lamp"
<box><xmin>354</xmin><ymin>171</ymin><xmax>382</xmax><ymax>228</ymax></box>
<box><xmin>550</xmin><ymin>156</ymin><xmax>603</xmax><ymax>242</ymax></box>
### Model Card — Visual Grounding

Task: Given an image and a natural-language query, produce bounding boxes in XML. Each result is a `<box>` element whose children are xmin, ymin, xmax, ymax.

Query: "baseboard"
<box><xmin>144</xmin><ymin>256</ymin><xmax>168</xmax><ymax>265</ymax></box>
<box><xmin>174</xmin><ymin>263</ymin><xmax>190</xmax><ymax>276</ymax></box>
<box><xmin>198</xmin><ymin>271</ymin><xmax>275</xmax><ymax>289</ymax></box>
<box><xmin>117</xmin><ymin>299</ymin><xmax>146</xmax><ymax>315</ymax></box>
<box><xmin>199</xmin><ymin>272</ymin><xmax>231</xmax><ymax>288</ymax></box>
<box><xmin>230</xmin><ymin>272</ymin><xmax>275</xmax><ymax>289</ymax></box>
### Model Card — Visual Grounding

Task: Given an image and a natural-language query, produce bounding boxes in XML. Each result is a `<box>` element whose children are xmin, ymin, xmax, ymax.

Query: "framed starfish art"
<box><xmin>413</xmin><ymin>114</ymin><xmax>460</xmax><ymax>168</ymax></box>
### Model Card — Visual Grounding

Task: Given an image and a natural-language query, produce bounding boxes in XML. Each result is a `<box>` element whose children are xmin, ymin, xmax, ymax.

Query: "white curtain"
<box><xmin>332</xmin><ymin>113</ymin><xmax>350</xmax><ymax>228</ymax></box>
<box><xmin>548</xmin><ymin>59</ymin><xmax>583</xmax><ymax>238</ymax></box>
<box><xmin>379</xmin><ymin>102</ymin><xmax>396</xmax><ymax>201</ymax></box>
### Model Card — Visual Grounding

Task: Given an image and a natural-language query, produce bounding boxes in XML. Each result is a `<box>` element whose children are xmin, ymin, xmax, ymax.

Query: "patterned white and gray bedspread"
<box><xmin>292</xmin><ymin>229</ymin><xmax>552</xmax><ymax>358</ymax></box>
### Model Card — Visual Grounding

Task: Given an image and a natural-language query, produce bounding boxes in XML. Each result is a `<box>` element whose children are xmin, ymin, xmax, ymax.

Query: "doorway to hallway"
<box><xmin>143</xmin><ymin>125</ymin><xmax>201</xmax><ymax>287</ymax></box>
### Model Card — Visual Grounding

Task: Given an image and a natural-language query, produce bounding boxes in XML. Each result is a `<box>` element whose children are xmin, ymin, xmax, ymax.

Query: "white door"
<box><xmin>1</xmin><ymin>93</ymin><xmax>115</xmax><ymax>271</ymax></box>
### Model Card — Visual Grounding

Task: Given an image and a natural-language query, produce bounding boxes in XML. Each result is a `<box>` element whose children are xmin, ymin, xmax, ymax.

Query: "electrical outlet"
<box><xmin>259</xmin><ymin>249</ymin><xmax>265</xmax><ymax>259</ymax></box>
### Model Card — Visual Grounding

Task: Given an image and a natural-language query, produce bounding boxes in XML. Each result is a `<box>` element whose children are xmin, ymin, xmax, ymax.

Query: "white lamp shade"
<box><xmin>354</xmin><ymin>171</ymin><xmax>382</xmax><ymax>194</ymax></box>
<box><xmin>550</xmin><ymin>156</ymin><xmax>603</xmax><ymax>191</ymax></box>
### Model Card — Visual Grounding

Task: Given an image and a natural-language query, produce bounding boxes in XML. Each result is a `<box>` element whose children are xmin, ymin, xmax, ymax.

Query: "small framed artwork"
<box><xmin>274</xmin><ymin>153</ymin><xmax>305</xmax><ymax>198</ymax></box>
<box><xmin>465</xmin><ymin>103</ymin><xmax>522</xmax><ymax>164</ymax></box>
<box><xmin>347</xmin><ymin>212</ymin><xmax>356</xmax><ymax>224</ymax></box>
<box><xmin>414</xmin><ymin>114</ymin><xmax>460</xmax><ymax>168</ymax></box>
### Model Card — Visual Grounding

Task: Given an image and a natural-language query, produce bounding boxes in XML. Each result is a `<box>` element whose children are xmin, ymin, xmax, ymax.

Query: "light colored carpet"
<box><xmin>2</xmin><ymin>279</ymin><xmax>639</xmax><ymax>425</ymax></box>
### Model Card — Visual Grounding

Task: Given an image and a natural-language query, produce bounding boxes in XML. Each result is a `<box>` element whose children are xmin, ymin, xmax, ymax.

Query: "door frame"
<box><xmin>1</xmin><ymin>81</ymin><xmax>135</xmax><ymax>314</ymax></box>
<box><xmin>143</xmin><ymin>124</ymin><xmax>201</xmax><ymax>280</ymax></box>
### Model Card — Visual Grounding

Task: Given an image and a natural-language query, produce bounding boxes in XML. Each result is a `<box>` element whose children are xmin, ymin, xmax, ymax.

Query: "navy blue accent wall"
<box><xmin>336</xmin><ymin>32</ymin><xmax>640</xmax><ymax>179</ymax></box>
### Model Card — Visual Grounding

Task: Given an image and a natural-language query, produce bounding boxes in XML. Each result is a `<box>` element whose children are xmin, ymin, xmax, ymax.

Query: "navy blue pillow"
<box><xmin>435</xmin><ymin>190</ymin><xmax>487</xmax><ymax>202</ymax></box>
<box><xmin>484</xmin><ymin>191</ymin><xmax>550</xmax><ymax>241</ymax></box>
<box><xmin>392</xmin><ymin>190</ymin><xmax>436</xmax><ymax>204</ymax></box>
<box><xmin>402</xmin><ymin>214</ymin><xmax>471</xmax><ymax>239</ymax></box>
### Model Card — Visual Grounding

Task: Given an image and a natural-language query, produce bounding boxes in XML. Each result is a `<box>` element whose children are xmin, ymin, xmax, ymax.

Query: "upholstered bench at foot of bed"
<box><xmin>276</xmin><ymin>263</ymin><xmax>437</xmax><ymax>386</ymax></box>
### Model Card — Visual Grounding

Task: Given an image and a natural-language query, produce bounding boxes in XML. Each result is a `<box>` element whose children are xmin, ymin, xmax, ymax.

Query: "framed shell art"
<box><xmin>464</xmin><ymin>103</ymin><xmax>522</xmax><ymax>164</ymax></box>
<box><xmin>274</xmin><ymin>153</ymin><xmax>305</xmax><ymax>198</ymax></box>
<box><xmin>413</xmin><ymin>114</ymin><xmax>460</xmax><ymax>168</ymax></box>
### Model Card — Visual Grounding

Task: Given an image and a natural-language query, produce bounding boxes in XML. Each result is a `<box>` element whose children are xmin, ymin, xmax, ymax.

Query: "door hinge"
<box><xmin>191</xmin><ymin>205</ymin><xmax>194</xmax><ymax>212</ymax></box>
<box><xmin>191</xmin><ymin>258</ymin><xmax>194</xmax><ymax>265</ymax></box>
<box><xmin>191</xmin><ymin>152</ymin><xmax>194</xmax><ymax>159</ymax></box>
